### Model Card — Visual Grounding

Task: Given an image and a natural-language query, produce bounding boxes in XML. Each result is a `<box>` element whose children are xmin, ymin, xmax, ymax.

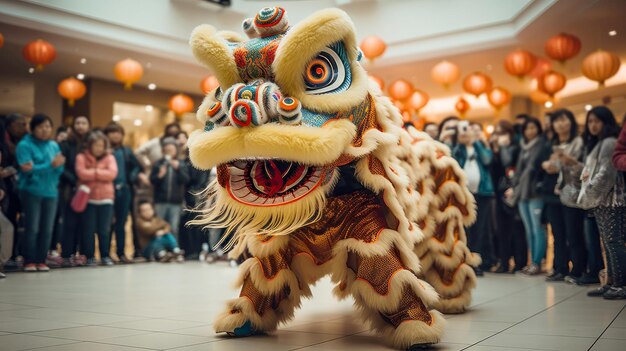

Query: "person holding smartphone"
<box><xmin>150</xmin><ymin>137</ymin><xmax>189</xmax><ymax>240</ymax></box>
<box><xmin>15</xmin><ymin>114</ymin><xmax>65</xmax><ymax>272</ymax></box>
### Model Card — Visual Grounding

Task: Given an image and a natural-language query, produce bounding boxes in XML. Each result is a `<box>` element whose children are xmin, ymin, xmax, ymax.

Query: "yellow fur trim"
<box><xmin>189</xmin><ymin>181</ymin><xmax>330</xmax><ymax>251</ymax></box>
<box><xmin>213</xmin><ymin>295</ymin><xmax>301</xmax><ymax>333</ymax></box>
<box><xmin>273</xmin><ymin>8</ymin><xmax>369</xmax><ymax>113</ymax></box>
<box><xmin>359</xmin><ymin>307</ymin><xmax>445</xmax><ymax>348</ymax></box>
<box><xmin>431</xmin><ymin>289</ymin><xmax>474</xmax><ymax>314</ymax></box>
<box><xmin>233</xmin><ymin>258</ymin><xmax>301</xmax><ymax>296</ymax></box>
<box><xmin>188</xmin><ymin>119</ymin><xmax>356</xmax><ymax>170</ymax></box>
<box><xmin>423</xmin><ymin>264</ymin><xmax>477</xmax><ymax>298</ymax></box>
<box><xmin>189</xmin><ymin>24</ymin><xmax>243</xmax><ymax>88</ymax></box>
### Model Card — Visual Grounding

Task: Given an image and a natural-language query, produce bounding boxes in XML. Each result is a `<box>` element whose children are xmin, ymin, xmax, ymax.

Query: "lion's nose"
<box><xmin>222</xmin><ymin>82</ymin><xmax>281</xmax><ymax>128</ymax></box>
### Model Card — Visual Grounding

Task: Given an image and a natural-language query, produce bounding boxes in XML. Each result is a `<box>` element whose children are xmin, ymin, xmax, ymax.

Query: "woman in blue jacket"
<box><xmin>16</xmin><ymin>114</ymin><xmax>64</xmax><ymax>272</ymax></box>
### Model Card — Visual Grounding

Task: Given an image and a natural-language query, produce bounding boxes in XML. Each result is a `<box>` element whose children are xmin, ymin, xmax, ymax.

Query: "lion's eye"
<box><xmin>303</xmin><ymin>42</ymin><xmax>351</xmax><ymax>95</ymax></box>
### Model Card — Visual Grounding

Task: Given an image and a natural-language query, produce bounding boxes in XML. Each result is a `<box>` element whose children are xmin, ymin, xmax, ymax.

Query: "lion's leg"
<box><xmin>335</xmin><ymin>230</ymin><xmax>445</xmax><ymax>349</ymax></box>
<box><xmin>213</xmin><ymin>239</ymin><xmax>301</xmax><ymax>335</ymax></box>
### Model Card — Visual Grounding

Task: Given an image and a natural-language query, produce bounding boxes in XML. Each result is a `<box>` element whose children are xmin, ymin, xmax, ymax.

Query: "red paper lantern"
<box><xmin>504</xmin><ymin>49</ymin><xmax>536</xmax><ymax>79</ymax></box>
<box><xmin>431</xmin><ymin>60</ymin><xmax>460</xmax><ymax>88</ymax></box>
<box><xmin>544</xmin><ymin>33</ymin><xmax>581</xmax><ymax>64</ymax></box>
<box><xmin>463</xmin><ymin>72</ymin><xmax>492</xmax><ymax>97</ymax></box>
<box><xmin>169</xmin><ymin>94</ymin><xmax>194</xmax><ymax>116</ymax></box>
<box><xmin>455</xmin><ymin>97</ymin><xmax>470</xmax><ymax>116</ymax></box>
<box><xmin>388</xmin><ymin>79</ymin><xmax>414</xmax><ymax>101</ymax></box>
<box><xmin>201</xmin><ymin>76</ymin><xmax>219</xmax><ymax>94</ymax></box>
<box><xmin>531</xmin><ymin>57</ymin><xmax>552</xmax><ymax>78</ymax></box>
<box><xmin>368</xmin><ymin>75</ymin><xmax>385</xmax><ymax>91</ymax></box>
<box><xmin>539</xmin><ymin>70</ymin><xmax>566</xmax><ymax>97</ymax></box>
<box><xmin>487</xmin><ymin>87</ymin><xmax>511</xmax><ymax>110</ymax></box>
<box><xmin>114</xmin><ymin>58</ymin><xmax>143</xmax><ymax>90</ymax></box>
<box><xmin>360</xmin><ymin>36</ymin><xmax>386</xmax><ymax>61</ymax></box>
<box><xmin>0</xmin><ymin>33</ymin><xmax>4</xmax><ymax>49</ymax></box>
<box><xmin>582</xmin><ymin>50</ymin><xmax>621</xmax><ymax>88</ymax></box>
<box><xmin>529</xmin><ymin>89</ymin><xmax>551</xmax><ymax>105</ymax></box>
<box><xmin>57</xmin><ymin>77</ymin><xmax>86</xmax><ymax>107</ymax></box>
<box><xmin>408</xmin><ymin>89</ymin><xmax>429</xmax><ymax>112</ymax></box>
<box><xmin>23</xmin><ymin>39</ymin><xmax>56</xmax><ymax>71</ymax></box>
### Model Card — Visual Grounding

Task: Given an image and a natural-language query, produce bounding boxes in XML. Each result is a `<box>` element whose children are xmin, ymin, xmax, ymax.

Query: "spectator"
<box><xmin>76</xmin><ymin>131</ymin><xmax>118</xmax><ymax>266</ymax></box>
<box><xmin>150</xmin><ymin>137</ymin><xmax>189</xmax><ymax>238</ymax></box>
<box><xmin>438</xmin><ymin>116</ymin><xmax>460</xmax><ymax>146</ymax></box>
<box><xmin>180</xmin><ymin>148</ymin><xmax>210</xmax><ymax>258</ymax></box>
<box><xmin>136</xmin><ymin>122</ymin><xmax>181</xmax><ymax>167</ymax></box>
<box><xmin>612</xmin><ymin>114</ymin><xmax>626</xmax><ymax>170</ymax></box>
<box><xmin>135</xmin><ymin>200</ymin><xmax>184</xmax><ymax>262</ymax></box>
<box><xmin>452</xmin><ymin>120</ymin><xmax>495</xmax><ymax>275</ymax></box>
<box><xmin>0</xmin><ymin>151</ymin><xmax>14</xmax><ymax>278</ymax></box>
<box><xmin>104</xmin><ymin>122</ymin><xmax>143</xmax><ymax>263</ymax></box>
<box><xmin>506</xmin><ymin>117</ymin><xmax>546</xmax><ymax>275</ymax></box>
<box><xmin>59</xmin><ymin>115</ymin><xmax>91</xmax><ymax>266</ymax></box>
<box><xmin>540</xmin><ymin>109</ymin><xmax>589</xmax><ymax>283</ymax></box>
<box><xmin>571</xmin><ymin>106</ymin><xmax>624</xmax><ymax>299</ymax></box>
<box><xmin>423</xmin><ymin>122</ymin><xmax>439</xmax><ymax>140</ymax></box>
<box><xmin>490</xmin><ymin>120</ymin><xmax>527</xmax><ymax>273</ymax></box>
<box><xmin>16</xmin><ymin>114</ymin><xmax>64</xmax><ymax>272</ymax></box>
<box><xmin>1</xmin><ymin>113</ymin><xmax>27</xmax><ymax>264</ymax></box>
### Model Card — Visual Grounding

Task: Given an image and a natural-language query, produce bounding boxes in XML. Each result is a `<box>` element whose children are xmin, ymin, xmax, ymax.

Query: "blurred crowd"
<box><xmin>417</xmin><ymin>106</ymin><xmax>626</xmax><ymax>300</ymax></box>
<box><xmin>0</xmin><ymin>114</ymin><xmax>230</xmax><ymax>279</ymax></box>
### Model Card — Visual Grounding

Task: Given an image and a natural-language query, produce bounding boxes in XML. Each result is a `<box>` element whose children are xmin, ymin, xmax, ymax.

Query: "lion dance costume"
<box><xmin>187</xmin><ymin>7</ymin><xmax>479</xmax><ymax>349</ymax></box>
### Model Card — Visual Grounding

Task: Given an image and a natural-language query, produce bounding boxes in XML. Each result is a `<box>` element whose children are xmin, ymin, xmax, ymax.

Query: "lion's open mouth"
<box><xmin>226</xmin><ymin>159</ymin><xmax>323</xmax><ymax>206</ymax></box>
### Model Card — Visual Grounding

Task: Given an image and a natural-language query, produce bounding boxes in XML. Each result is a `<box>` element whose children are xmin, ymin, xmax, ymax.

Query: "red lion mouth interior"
<box><xmin>226</xmin><ymin>159</ymin><xmax>323</xmax><ymax>206</ymax></box>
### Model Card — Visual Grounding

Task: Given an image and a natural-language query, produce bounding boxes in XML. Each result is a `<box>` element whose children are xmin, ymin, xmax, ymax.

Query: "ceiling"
<box><xmin>0</xmin><ymin>0</ymin><xmax>625</xmax><ymax>119</ymax></box>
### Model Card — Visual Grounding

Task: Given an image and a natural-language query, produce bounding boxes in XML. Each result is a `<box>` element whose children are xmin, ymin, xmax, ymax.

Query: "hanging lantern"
<box><xmin>581</xmin><ymin>50</ymin><xmax>621</xmax><ymax>88</ymax></box>
<box><xmin>359</xmin><ymin>36</ymin><xmax>386</xmax><ymax>61</ymax></box>
<box><xmin>57</xmin><ymin>77</ymin><xmax>86</xmax><ymax>107</ymax></box>
<box><xmin>539</xmin><ymin>70</ymin><xmax>566</xmax><ymax>97</ymax></box>
<box><xmin>114</xmin><ymin>58</ymin><xmax>143</xmax><ymax>90</ymax></box>
<box><xmin>529</xmin><ymin>89</ymin><xmax>551</xmax><ymax>105</ymax></box>
<box><xmin>22</xmin><ymin>39</ymin><xmax>56</xmax><ymax>71</ymax></box>
<box><xmin>392</xmin><ymin>99</ymin><xmax>406</xmax><ymax>112</ymax></box>
<box><xmin>463</xmin><ymin>72</ymin><xmax>492</xmax><ymax>97</ymax></box>
<box><xmin>487</xmin><ymin>87</ymin><xmax>511</xmax><ymax>111</ymax></box>
<box><xmin>455</xmin><ymin>97</ymin><xmax>470</xmax><ymax>117</ymax></box>
<box><xmin>408</xmin><ymin>89</ymin><xmax>429</xmax><ymax>113</ymax></box>
<box><xmin>531</xmin><ymin>57</ymin><xmax>552</xmax><ymax>78</ymax></box>
<box><xmin>169</xmin><ymin>93</ymin><xmax>194</xmax><ymax>116</ymax></box>
<box><xmin>388</xmin><ymin>79</ymin><xmax>414</xmax><ymax>101</ymax></box>
<box><xmin>368</xmin><ymin>75</ymin><xmax>385</xmax><ymax>91</ymax></box>
<box><xmin>0</xmin><ymin>33</ymin><xmax>4</xmax><ymax>49</ymax></box>
<box><xmin>544</xmin><ymin>33</ymin><xmax>581</xmax><ymax>64</ymax></box>
<box><xmin>201</xmin><ymin>76</ymin><xmax>219</xmax><ymax>94</ymax></box>
<box><xmin>431</xmin><ymin>60</ymin><xmax>460</xmax><ymax>89</ymax></box>
<box><xmin>504</xmin><ymin>49</ymin><xmax>536</xmax><ymax>79</ymax></box>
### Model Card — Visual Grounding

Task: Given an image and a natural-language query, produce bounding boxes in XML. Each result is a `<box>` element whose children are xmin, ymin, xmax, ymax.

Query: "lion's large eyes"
<box><xmin>303</xmin><ymin>42</ymin><xmax>351</xmax><ymax>95</ymax></box>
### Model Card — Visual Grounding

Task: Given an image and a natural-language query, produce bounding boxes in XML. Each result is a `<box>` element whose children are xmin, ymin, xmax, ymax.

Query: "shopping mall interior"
<box><xmin>0</xmin><ymin>0</ymin><xmax>626</xmax><ymax>350</ymax></box>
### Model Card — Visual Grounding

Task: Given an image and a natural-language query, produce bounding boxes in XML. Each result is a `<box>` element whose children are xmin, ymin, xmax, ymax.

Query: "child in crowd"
<box><xmin>75</xmin><ymin>131</ymin><xmax>118</xmax><ymax>266</ymax></box>
<box><xmin>135</xmin><ymin>200</ymin><xmax>184</xmax><ymax>262</ymax></box>
<box><xmin>150</xmin><ymin>137</ymin><xmax>189</xmax><ymax>238</ymax></box>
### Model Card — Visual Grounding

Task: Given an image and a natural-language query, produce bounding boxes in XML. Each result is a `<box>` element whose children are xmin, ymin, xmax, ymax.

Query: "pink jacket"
<box><xmin>75</xmin><ymin>151</ymin><xmax>118</xmax><ymax>201</ymax></box>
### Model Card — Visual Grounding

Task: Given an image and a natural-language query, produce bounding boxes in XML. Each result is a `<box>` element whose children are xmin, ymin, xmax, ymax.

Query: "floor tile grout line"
<box><xmin>283</xmin><ymin>330</ymin><xmax>366</xmax><ymax>351</ymax></box>
<box><xmin>587</xmin><ymin>302</ymin><xmax>626</xmax><ymax>350</ymax></box>
<box><xmin>20</xmin><ymin>340</ymin><xmax>84</xmax><ymax>351</ymax></box>
<box><xmin>458</xmin><ymin>286</ymin><xmax>592</xmax><ymax>350</ymax></box>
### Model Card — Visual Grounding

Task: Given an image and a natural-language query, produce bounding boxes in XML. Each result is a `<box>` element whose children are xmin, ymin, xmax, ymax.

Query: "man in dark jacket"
<box><xmin>104</xmin><ymin>123</ymin><xmax>144</xmax><ymax>263</ymax></box>
<box><xmin>150</xmin><ymin>137</ymin><xmax>189</xmax><ymax>239</ymax></box>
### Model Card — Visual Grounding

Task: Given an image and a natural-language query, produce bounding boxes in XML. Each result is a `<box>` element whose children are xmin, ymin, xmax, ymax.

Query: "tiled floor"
<box><xmin>1</xmin><ymin>262</ymin><xmax>625</xmax><ymax>350</ymax></box>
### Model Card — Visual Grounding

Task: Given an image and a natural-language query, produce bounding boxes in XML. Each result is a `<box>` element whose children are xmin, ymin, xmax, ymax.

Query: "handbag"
<box><xmin>559</xmin><ymin>162</ymin><xmax>584</xmax><ymax>208</ymax></box>
<box><xmin>576</xmin><ymin>141</ymin><xmax>607</xmax><ymax>210</ymax></box>
<box><xmin>70</xmin><ymin>184</ymin><xmax>91</xmax><ymax>213</ymax></box>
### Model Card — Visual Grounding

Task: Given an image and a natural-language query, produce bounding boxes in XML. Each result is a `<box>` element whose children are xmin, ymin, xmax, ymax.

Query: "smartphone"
<box><xmin>457</xmin><ymin>121</ymin><xmax>470</xmax><ymax>133</ymax></box>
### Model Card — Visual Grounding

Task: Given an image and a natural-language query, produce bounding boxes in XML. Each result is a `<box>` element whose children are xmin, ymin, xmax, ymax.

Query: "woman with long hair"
<box><xmin>58</xmin><ymin>116</ymin><xmax>91</xmax><ymax>266</ymax></box>
<box><xmin>506</xmin><ymin>117</ymin><xmax>546</xmax><ymax>275</ymax></box>
<box><xmin>568</xmin><ymin>106</ymin><xmax>625</xmax><ymax>299</ymax></box>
